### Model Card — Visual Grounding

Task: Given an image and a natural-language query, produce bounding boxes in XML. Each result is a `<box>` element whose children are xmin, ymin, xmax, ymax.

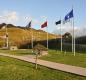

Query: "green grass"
<box><xmin>0</xmin><ymin>49</ymin><xmax>34</xmax><ymax>55</ymax></box>
<box><xmin>0</xmin><ymin>56</ymin><xmax>86</xmax><ymax>80</ymax></box>
<box><xmin>56</xmin><ymin>43</ymin><xmax>86</xmax><ymax>53</ymax></box>
<box><xmin>40</xmin><ymin>50</ymin><xmax>86</xmax><ymax>68</ymax></box>
<box><xmin>0</xmin><ymin>49</ymin><xmax>86</xmax><ymax>68</ymax></box>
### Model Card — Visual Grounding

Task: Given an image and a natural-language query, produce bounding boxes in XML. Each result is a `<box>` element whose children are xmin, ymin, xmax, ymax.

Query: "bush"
<box><xmin>33</xmin><ymin>44</ymin><xmax>47</xmax><ymax>51</ymax></box>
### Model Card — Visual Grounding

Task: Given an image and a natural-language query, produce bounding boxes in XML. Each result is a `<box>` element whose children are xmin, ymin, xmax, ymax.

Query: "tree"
<box><xmin>33</xmin><ymin>44</ymin><xmax>47</xmax><ymax>55</ymax></box>
<box><xmin>63</xmin><ymin>32</ymin><xmax>72</xmax><ymax>43</ymax></box>
<box><xmin>33</xmin><ymin>44</ymin><xmax>47</xmax><ymax>69</ymax></box>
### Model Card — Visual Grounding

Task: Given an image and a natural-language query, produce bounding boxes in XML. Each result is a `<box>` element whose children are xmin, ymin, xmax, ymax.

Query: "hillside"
<box><xmin>0</xmin><ymin>23</ymin><xmax>60</xmax><ymax>48</ymax></box>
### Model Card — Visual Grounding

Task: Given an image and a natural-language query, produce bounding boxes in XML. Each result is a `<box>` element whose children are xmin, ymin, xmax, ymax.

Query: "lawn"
<box><xmin>0</xmin><ymin>56</ymin><xmax>86</xmax><ymax>80</ymax></box>
<box><xmin>0</xmin><ymin>49</ymin><xmax>34</xmax><ymax>55</ymax></box>
<box><xmin>40</xmin><ymin>50</ymin><xmax>86</xmax><ymax>68</ymax></box>
<box><xmin>0</xmin><ymin>49</ymin><xmax>86</xmax><ymax>68</ymax></box>
<box><xmin>55</xmin><ymin>43</ymin><xmax>86</xmax><ymax>53</ymax></box>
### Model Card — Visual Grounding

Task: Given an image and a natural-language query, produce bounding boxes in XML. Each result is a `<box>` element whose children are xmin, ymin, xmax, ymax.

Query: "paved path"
<box><xmin>0</xmin><ymin>53</ymin><xmax>86</xmax><ymax>77</ymax></box>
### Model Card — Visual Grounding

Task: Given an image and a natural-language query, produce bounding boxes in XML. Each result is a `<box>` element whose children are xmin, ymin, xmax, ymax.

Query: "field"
<box><xmin>0</xmin><ymin>56</ymin><xmax>86</xmax><ymax>80</ymax></box>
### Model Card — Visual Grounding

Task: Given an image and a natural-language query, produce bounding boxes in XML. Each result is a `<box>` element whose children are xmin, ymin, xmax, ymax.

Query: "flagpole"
<box><xmin>31</xmin><ymin>27</ymin><xmax>33</xmax><ymax>49</ymax></box>
<box><xmin>72</xmin><ymin>6</ymin><xmax>74</xmax><ymax>54</ymax></box>
<box><xmin>46</xmin><ymin>25</ymin><xmax>48</xmax><ymax>49</ymax></box>
<box><xmin>6</xmin><ymin>24</ymin><xmax>9</xmax><ymax>48</ymax></box>
<box><xmin>64</xmin><ymin>8</ymin><xmax>74</xmax><ymax>54</ymax></box>
<box><xmin>72</xmin><ymin>6</ymin><xmax>75</xmax><ymax>56</ymax></box>
<box><xmin>28</xmin><ymin>20</ymin><xmax>33</xmax><ymax>52</ymax></box>
<box><xmin>73</xmin><ymin>12</ymin><xmax>75</xmax><ymax>56</ymax></box>
<box><xmin>26</xmin><ymin>20</ymin><xmax>33</xmax><ymax>49</ymax></box>
<box><xmin>45</xmin><ymin>20</ymin><xmax>48</xmax><ymax>49</ymax></box>
<box><xmin>60</xmin><ymin>18</ymin><xmax>62</xmax><ymax>52</ymax></box>
<box><xmin>30</xmin><ymin>20</ymin><xmax>33</xmax><ymax>50</ymax></box>
<box><xmin>41</xmin><ymin>20</ymin><xmax>48</xmax><ymax>49</ymax></box>
<box><xmin>71</xmin><ymin>19</ymin><xmax>74</xmax><ymax>53</ymax></box>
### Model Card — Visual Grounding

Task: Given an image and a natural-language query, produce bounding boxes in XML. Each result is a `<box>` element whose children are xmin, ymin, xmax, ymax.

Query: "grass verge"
<box><xmin>40</xmin><ymin>50</ymin><xmax>86</xmax><ymax>68</ymax></box>
<box><xmin>0</xmin><ymin>49</ymin><xmax>34</xmax><ymax>55</ymax></box>
<box><xmin>0</xmin><ymin>55</ymin><xmax>86</xmax><ymax>80</ymax></box>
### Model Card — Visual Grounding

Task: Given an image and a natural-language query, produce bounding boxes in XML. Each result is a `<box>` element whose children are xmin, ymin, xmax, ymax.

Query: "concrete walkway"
<box><xmin>0</xmin><ymin>53</ymin><xmax>86</xmax><ymax>77</ymax></box>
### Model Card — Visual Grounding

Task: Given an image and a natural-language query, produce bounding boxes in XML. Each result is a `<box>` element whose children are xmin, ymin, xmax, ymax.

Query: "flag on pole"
<box><xmin>63</xmin><ymin>9</ymin><xmax>75</xmax><ymax>55</ymax></box>
<box><xmin>41</xmin><ymin>21</ymin><xmax>48</xmax><ymax>49</ymax></box>
<box><xmin>55</xmin><ymin>19</ymin><xmax>62</xmax><ymax>52</ymax></box>
<box><xmin>41</xmin><ymin>21</ymin><xmax>47</xmax><ymax>28</ymax></box>
<box><xmin>63</xmin><ymin>9</ymin><xmax>73</xmax><ymax>23</ymax></box>
<box><xmin>55</xmin><ymin>20</ymin><xmax>61</xmax><ymax>25</ymax></box>
<box><xmin>26</xmin><ymin>21</ymin><xmax>32</xmax><ymax>28</ymax></box>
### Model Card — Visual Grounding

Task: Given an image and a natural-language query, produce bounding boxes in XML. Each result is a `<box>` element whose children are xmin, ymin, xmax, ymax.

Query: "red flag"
<box><xmin>41</xmin><ymin>21</ymin><xmax>47</xmax><ymax>28</ymax></box>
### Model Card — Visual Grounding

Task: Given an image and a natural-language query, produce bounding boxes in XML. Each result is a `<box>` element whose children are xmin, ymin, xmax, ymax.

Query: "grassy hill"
<box><xmin>0</xmin><ymin>23</ymin><xmax>59</xmax><ymax>48</ymax></box>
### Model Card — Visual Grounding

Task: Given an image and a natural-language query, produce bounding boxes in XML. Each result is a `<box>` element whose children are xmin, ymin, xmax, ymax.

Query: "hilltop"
<box><xmin>0</xmin><ymin>23</ymin><xmax>60</xmax><ymax>48</ymax></box>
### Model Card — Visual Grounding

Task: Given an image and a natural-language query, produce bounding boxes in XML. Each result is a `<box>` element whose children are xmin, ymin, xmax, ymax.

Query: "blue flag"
<box><xmin>26</xmin><ymin>21</ymin><xmax>31</xmax><ymax>28</ymax></box>
<box><xmin>64</xmin><ymin>9</ymin><xmax>73</xmax><ymax>22</ymax></box>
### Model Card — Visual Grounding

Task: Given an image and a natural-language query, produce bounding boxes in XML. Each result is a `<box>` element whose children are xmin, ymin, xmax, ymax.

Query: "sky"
<box><xmin>0</xmin><ymin>0</ymin><xmax>86</xmax><ymax>36</ymax></box>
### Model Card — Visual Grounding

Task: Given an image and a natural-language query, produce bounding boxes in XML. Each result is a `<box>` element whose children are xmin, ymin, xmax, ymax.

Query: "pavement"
<box><xmin>0</xmin><ymin>53</ymin><xmax>86</xmax><ymax>77</ymax></box>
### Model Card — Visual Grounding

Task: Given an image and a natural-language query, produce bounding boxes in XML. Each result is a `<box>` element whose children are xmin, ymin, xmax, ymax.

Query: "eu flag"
<box><xmin>64</xmin><ymin>9</ymin><xmax>73</xmax><ymax>21</ymax></box>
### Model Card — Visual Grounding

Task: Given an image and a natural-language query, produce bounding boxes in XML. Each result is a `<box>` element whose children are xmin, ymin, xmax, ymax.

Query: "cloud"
<box><xmin>0</xmin><ymin>11</ymin><xmax>47</xmax><ymax>28</ymax></box>
<box><xmin>0</xmin><ymin>11</ymin><xmax>19</xmax><ymax>24</ymax></box>
<box><xmin>75</xmin><ymin>27</ymin><xmax>86</xmax><ymax>37</ymax></box>
<box><xmin>53</xmin><ymin>24</ymin><xmax>86</xmax><ymax>37</ymax></box>
<box><xmin>6</xmin><ymin>12</ymin><xmax>18</xmax><ymax>21</ymax></box>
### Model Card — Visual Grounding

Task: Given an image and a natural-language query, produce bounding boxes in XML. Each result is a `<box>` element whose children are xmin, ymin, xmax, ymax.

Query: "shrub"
<box><xmin>33</xmin><ymin>44</ymin><xmax>47</xmax><ymax>50</ymax></box>
<box><xmin>33</xmin><ymin>44</ymin><xmax>47</xmax><ymax>55</ymax></box>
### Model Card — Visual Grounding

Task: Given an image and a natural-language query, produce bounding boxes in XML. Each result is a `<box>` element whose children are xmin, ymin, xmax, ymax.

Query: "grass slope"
<box><xmin>0</xmin><ymin>56</ymin><xmax>86</xmax><ymax>80</ymax></box>
<box><xmin>0</xmin><ymin>26</ymin><xmax>59</xmax><ymax>47</ymax></box>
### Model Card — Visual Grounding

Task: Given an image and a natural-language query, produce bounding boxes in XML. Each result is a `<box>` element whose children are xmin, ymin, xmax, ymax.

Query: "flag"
<box><xmin>64</xmin><ymin>9</ymin><xmax>73</xmax><ymax>23</ymax></box>
<box><xmin>55</xmin><ymin>20</ymin><xmax>61</xmax><ymax>25</ymax></box>
<box><xmin>41</xmin><ymin>21</ymin><xmax>47</xmax><ymax>28</ymax></box>
<box><xmin>26</xmin><ymin>21</ymin><xmax>31</xmax><ymax>28</ymax></box>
